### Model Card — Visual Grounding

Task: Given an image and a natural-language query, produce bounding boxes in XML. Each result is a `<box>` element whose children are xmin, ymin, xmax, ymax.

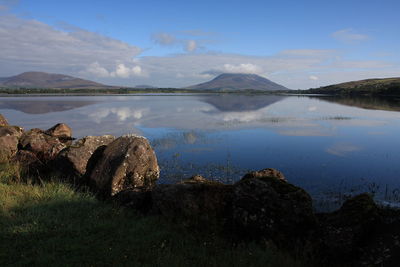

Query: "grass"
<box><xmin>0</xmin><ymin>163</ymin><xmax>303</xmax><ymax>267</ymax></box>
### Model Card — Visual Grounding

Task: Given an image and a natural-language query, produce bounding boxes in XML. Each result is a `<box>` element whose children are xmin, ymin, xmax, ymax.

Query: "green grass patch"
<box><xmin>0</xmin><ymin>164</ymin><xmax>303</xmax><ymax>266</ymax></box>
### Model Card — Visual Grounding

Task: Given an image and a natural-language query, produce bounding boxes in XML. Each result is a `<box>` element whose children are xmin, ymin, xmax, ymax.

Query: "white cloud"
<box><xmin>222</xmin><ymin>63</ymin><xmax>263</xmax><ymax>74</ymax></box>
<box><xmin>332</xmin><ymin>28</ymin><xmax>369</xmax><ymax>43</ymax></box>
<box><xmin>89</xmin><ymin>107</ymin><xmax>149</xmax><ymax>123</ymax></box>
<box><xmin>84</xmin><ymin>62</ymin><xmax>147</xmax><ymax>78</ymax></box>
<box><xmin>0</xmin><ymin>15</ymin><xmax>141</xmax><ymax>78</ymax></box>
<box><xmin>309</xmin><ymin>75</ymin><xmax>319</xmax><ymax>81</ymax></box>
<box><xmin>85</xmin><ymin>62</ymin><xmax>110</xmax><ymax>78</ymax></box>
<box><xmin>185</xmin><ymin>40</ymin><xmax>197</xmax><ymax>52</ymax></box>
<box><xmin>152</xmin><ymin>32</ymin><xmax>203</xmax><ymax>53</ymax></box>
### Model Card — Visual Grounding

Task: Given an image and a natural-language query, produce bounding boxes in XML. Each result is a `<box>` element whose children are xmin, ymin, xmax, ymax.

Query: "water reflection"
<box><xmin>0</xmin><ymin>100</ymin><xmax>96</xmax><ymax>114</ymax></box>
<box><xmin>312</xmin><ymin>95</ymin><xmax>400</xmax><ymax>112</ymax></box>
<box><xmin>202</xmin><ymin>94</ymin><xmax>286</xmax><ymax>112</ymax></box>
<box><xmin>1</xmin><ymin>94</ymin><xmax>400</xmax><ymax>210</ymax></box>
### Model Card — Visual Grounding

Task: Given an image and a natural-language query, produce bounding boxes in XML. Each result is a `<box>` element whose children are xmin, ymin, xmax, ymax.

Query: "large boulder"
<box><xmin>54</xmin><ymin>135</ymin><xmax>115</xmax><ymax>180</ymax></box>
<box><xmin>151</xmin><ymin>175</ymin><xmax>234</xmax><ymax>229</ymax></box>
<box><xmin>232</xmin><ymin>168</ymin><xmax>316</xmax><ymax>245</ymax></box>
<box><xmin>0</xmin><ymin>114</ymin><xmax>8</xmax><ymax>126</ymax></box>
<box><xmin>18</xmin><ymin>128</ymin><xmax>66</xmax><ymax>163</ymax></box>
<box><xmin>86</xmin><ymin>134</ymin><xmax>160</xmax><ymax>198</ymax></box>
<box><xmin>0</xmin><ymin>125</ymin><xmax>24</xmax><ymax>162</ymax></box>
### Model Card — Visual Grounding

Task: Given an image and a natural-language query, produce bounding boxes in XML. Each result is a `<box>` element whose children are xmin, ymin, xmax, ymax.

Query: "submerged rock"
<box><xmin>232</xmin><ymin>168</ymin><xmax>316</xmax><ymax>245</ymax></box>
<box><xmin>55</xmin><ymin>135</ymin><xmax>115</xmax><ymax>180</ymax></box>
<box><xmin>86</xmin><ymin>134</ymin><xmax>159</xmax><ymax>198</ymax></box>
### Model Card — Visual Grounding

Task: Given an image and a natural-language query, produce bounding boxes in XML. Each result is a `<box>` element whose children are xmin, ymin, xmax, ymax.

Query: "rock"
<box><xmin>13</xmin><ymin>150</ymin><xmax>42</xmax><ymax>172</ymax></box>
<box><xmin>0</xmin><ymin>114</ymin><xmax>9</xmax><ymax>126</ymax></box>
<box><xmin>317</xmin><ymin>194</ymin><xmax>381</xmax><ymax>262</ymax></box>
<box><xmin>54</xmin><ymin>135</ymin><xmax>115</xmax><ymax>179</ymax></box>
<box><xmin>241</xmin><ymin>168</ymin><xmax>286</xmax><ymax>181</ymax></box>
<box><xmin>18</xmin><ymin>128</ymin><xmax>66</xmax><ymax>163</ymax></box>
<box><xmin>180</xmin><ymin>174</ymin><xmax>215</xmax><ymax>184</ymax></box>
<box><xmin>151</xmin><ymin>177</ymin><xmax>233</xmax><ymax>228</ymax></box>
<box><xmin>45</xmin><ymin>123</ymin><xmax>73</xmax><ymax>142</ymax></box>
<box><xmin>0</xmin><ymin>125</ymin><xmax>24</xmax><ymax>162</ymax></box>
<box><xmin>86</xmin><ymin>134</ymin><xmax>159</xmax><ymax>198</ymax></box>
<box><xmin>232</xmin><ymin>168</ymin><xmax>316</xmax><ymax>245</ymax></box>
<box><xmin>0</xmin><ymin>125</ymin><xmax>24</xmax><ymax>138</ymax></box>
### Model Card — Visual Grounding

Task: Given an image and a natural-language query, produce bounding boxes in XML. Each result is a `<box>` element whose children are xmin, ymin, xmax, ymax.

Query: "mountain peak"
<box><xmin>0</xmin><ymin>71</ymin><xmax>110</xmax><ymax>89</ymax></box>
<box><xmin>186</xmin><ymin>73</ymin><xmax>288</xmax><ymax>91</ymax></box>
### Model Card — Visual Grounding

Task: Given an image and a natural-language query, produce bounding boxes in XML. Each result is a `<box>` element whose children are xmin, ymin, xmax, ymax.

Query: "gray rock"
<box><xmin>55</xmin><ymin>135</ymin><xmax>115</xmax><ymax>179</ymax></box>
<box><xmin>86</xmin><ymin>134</ymin><xmax>159</xmax><ymax>198</ymax></box>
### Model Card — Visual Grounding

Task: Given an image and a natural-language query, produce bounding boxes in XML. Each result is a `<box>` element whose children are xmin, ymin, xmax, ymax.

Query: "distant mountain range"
<box><xmin>186</xmin><ymin>73</ymin><xmax>288</xmax><ymax>91</ymax></box>
<box><xmin>304</xmin><ymin>77</ymin><xmax>400</xmax><ymax>95</ymax></box>
<box><xmin>0</xmin><ymin>72</ymin><xmax>112</xmax><ymax>89</ymax></box>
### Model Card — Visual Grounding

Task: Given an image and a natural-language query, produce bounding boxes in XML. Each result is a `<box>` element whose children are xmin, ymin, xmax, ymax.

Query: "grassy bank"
<box><xmin>0</xmin><ymin>164</ymin><xmax>302</xmax><ymax>267</ymax></box>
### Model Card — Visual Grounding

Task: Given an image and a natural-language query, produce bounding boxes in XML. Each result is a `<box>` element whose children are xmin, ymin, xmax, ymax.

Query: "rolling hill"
<box><xmin>186</xmin><ymin>73</ymin><xmax>288</xmax><ymax>91</ymax></box>
<box><xmin>0</xmin><ymin>72</ymin><xmax>112</xmax><ymax>89</ymax></box>
<box><xmin>305</xmin><ymin>77</ymin><xmax>400</xmax><ymax>95</ymax></box>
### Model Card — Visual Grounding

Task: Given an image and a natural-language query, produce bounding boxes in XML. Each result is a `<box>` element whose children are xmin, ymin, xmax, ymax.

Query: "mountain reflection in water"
<box><xmin>202</xmin><ymin>94</ymin><xmax>286</xmax><ymax>112</ymax></box>
<box><xmin>0</xmin><ymin>100</ymin><xmax>97</xmax><ymax>114</ymax></box>
<box><xmin>311</xmin><ymin>95</ymin><xmax>400</xmax><ymax>112</ymax></box>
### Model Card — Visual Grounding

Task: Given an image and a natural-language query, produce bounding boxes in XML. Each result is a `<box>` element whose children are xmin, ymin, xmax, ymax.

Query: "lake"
<box><xmin>1</xmin><ymin>94</ymin><xmax>400</xmax><ymax>210</ymax></box>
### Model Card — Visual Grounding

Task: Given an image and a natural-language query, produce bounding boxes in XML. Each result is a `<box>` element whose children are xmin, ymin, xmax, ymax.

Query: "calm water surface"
<box><xmin>1</xmin><ymin>94</ymin><xmax>400</xmax><ymax>209</ymax></box>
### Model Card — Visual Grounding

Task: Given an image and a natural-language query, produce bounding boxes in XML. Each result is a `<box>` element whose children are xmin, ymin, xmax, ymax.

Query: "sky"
<box><xmin>0</xmin><ymin>0</ymin><xmax>399</xmax><ymax>89</ymax></box>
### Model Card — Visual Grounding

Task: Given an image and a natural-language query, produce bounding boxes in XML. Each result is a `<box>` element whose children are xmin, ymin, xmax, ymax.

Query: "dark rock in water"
<box><xmin>18</xmin><ymin>128</ymin><xmax>66</xmax><ymax>163</ymax></box>
<box><xmin>55</xmin><ymin>135</ymin><xmax>115</xmax><ymax>180</ymax></box>
<box><xmin>232</xmin><ymin>168</ymin><xmax>316</xmax><ymax>245</ymax></box>
<box><xmin>180</xmin><ymin>174</ymin><xmax>216</xmax><ymax>184</ymax></box>
<box><xmin>0</xmin><ymin>114</ymin><xmax>9</xmax><ymax>126</ymax></box>
<box><xmin>0</xmin><ymin>125</ymin><xmax>24</xmax><ymax>162</ymax></box>
<box><xmin>45</xmin><ymin>123</ymin><xmax>73</xmax><ymax>143</ymax></box>
<box><xmin>317</xmin><ymin>193</ymin><xmax>381</xmax><ymax>263</ymax></box>
<box><xmin>86</xmin><ymin>134</ymin><xmax>159</xmax><ymax>198</ymax></box>
<box><xmin>151</xmin><ymin>177</ymin><xmax>233</xmax><ymax>229</ymax></box>
<box><xmin>241</xmin><ymin>168</ymin><xmax>286</xmax><ymax>181</ymax></box>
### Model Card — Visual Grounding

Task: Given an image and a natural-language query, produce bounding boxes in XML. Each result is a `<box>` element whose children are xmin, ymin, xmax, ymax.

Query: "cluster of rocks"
<box><xmin>0</xmin><ymin>114</ymin><xmax>159</xmax><ymax>197</ymax></box>
<box><xmin>1</xmin><ymin>113</ymin><xmax>400</xmax><ymax>266</ymax></box>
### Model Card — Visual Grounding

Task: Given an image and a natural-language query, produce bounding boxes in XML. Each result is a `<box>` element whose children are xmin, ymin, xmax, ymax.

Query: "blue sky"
<box><xmin>0</xmin><ymin>0</ymin><xmax>399</xmax><ymax>88</ymax></box>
